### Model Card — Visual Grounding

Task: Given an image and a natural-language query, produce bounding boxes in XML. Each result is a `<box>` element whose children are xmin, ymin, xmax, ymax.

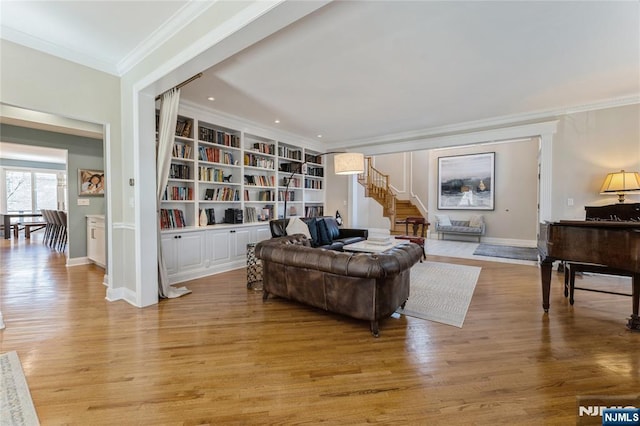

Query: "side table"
<box><xmin>246</xmin><ymin>242</ymin><xmax>263</xmax><ymax>290</ymax></box>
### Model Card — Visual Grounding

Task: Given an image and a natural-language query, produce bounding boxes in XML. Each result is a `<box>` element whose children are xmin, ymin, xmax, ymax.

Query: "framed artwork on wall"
<box><xmin>78</xmin><ymin>169</ymin><xmax>105</xmax><ymax>196</ymax></box>
<box><xmin>437</xmin><ymin>152</ymin><xmax>495</xmax><ymax>210</ymax></box>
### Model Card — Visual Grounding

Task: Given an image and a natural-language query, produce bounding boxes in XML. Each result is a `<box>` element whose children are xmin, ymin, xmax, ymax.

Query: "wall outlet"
<box><xmin>567</xmin><ymin>198</ymin><xmax>574</xmax><ymax>206</ymax></box>
<box><xmin>77</xmin><ymin>198</ymin><xmax>90</xmax><ymax>206</ymax></box>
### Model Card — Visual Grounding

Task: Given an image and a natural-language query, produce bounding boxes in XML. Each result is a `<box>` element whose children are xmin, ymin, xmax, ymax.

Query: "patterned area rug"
<box><xmin>473</xmin><ymin>243</ymin><xmax>539</xmax><ymax>261</ymax></box>
<box><xmin>397</xmin><ymin>261</ymin><xmax>481</xmax><ymax>328</ymax></box>
<box><xmin>1</xmin><ymin>351</ymin><xmax>40</xmax><ymax>425</ymax></box>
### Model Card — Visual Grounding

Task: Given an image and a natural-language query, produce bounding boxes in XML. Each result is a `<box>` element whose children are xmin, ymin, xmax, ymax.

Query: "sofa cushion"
<box><xmin>322</xmin><ymin>217</ymin><xmax>341</xmax><ymax>240</ymax></box>
<box><xmin>435</xmin><ymin>214</ymin><xmax>452</xmax><ymax>227</ymax></box>
<box><xmin>317</xmin><ymin>218</ymin><xmax>333</xmax><ymax>246</ymax></box>
<box><xmin>469</xmin><ymin>215</ymin><xmax>484</xmax><ymax>228</ymax></box>
<box><xmin>301</xmin><ymin>217</ymin><xmax>320</xmax><ymax>246</ymax></box>
<box><xmin>286</xmin><ymin>217</ymin><xmax>311</xmax><ymax>239</ymax></box>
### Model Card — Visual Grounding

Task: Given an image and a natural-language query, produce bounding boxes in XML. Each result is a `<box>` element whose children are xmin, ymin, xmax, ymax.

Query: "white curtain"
<box><xmin>157</xmin><ymin>88</ymin><xmax>191</xmax><ymax>298</ymax></box>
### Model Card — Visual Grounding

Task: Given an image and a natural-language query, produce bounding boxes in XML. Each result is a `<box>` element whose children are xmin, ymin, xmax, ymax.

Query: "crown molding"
<box><xmin>179</xmin><ymin>99</ymin><xmax>325</xmax><ymax>152</ymax></box>
<box><xmin>328</xmin><ymin>95</ymin><xmax>639</xmax><ymax>152</ymax></box>
<box><xmin>117</xmin><ymin>1</ymin><xmax>217</xmax><ymax>76</ymax></box>
<box><xmin>0</xmin><ymin>26</ymin><xmax>119</xmax><ymax>75</ymax></box>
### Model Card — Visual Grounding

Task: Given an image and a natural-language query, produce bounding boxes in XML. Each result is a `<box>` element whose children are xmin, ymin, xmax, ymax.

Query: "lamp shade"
<box><xmin>599</xmin><ymin>170</ymin><xmax>640</xmax><ymax>203</ymax></box>
<box><xmin>334</xmin><ymin>152</ymin><xmax>364</xmax><ymax>175</ymax></box>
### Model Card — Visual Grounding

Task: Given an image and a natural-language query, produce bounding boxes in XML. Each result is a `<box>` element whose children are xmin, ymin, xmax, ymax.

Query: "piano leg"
<box><xmin>628</xmin><ymin>273</ymin><xmax>640</xmax><ymax>332</ymax></box>
<box><xmin>540</xmin><ymin>257</ymin><xmax>553</xmax><ymax>313</ymax></box>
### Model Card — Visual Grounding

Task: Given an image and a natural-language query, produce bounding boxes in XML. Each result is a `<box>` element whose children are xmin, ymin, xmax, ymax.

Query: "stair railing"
<box><xmin>358</xmin><ymin>157</ymin><xmax>396</xmax><ymax>226</ymax></box>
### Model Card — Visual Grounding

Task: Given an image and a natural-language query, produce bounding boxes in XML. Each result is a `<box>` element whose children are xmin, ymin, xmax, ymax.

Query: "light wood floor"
<box><xmin>1</xmin><ymin>234</ymin><xmax>638</xmax><ymax>425</ymax></box>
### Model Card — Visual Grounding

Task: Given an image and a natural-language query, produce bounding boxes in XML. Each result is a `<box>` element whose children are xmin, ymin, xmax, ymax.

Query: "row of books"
<box><xmin>173</xmin><ymin>142</ymin><xmax>192</xmax><ymax>159</ymax></box>
<box><xmin>278</xmin><ymin>146</ymin><xmax>302</xmax><ymax>160</ymax></box>
<box><xmin>244</xmin><ymin>206</ymin><xmax>272</xmax><ymax>222</ymax></box>
<box><xmin>198</xmin><ymin>146</ymin><xmax>235</xmax><ymax>165</ymax></box>
<box><xmin>305</xmin><ymin>206</ymin><xmax>324</xmax><ymax>217</ymax></box>
<box><xmin>305</xmin><ymin>153</ymin><xmax>323</xmax><ymax>164</ymax></box>
<box><xmin>199</xmin><ymin>167</ymin><xmax>231</xmax><ymax>183</ymax></box>
<box><xmin>278</xmin><ymin>162</ymin><xmax>301</xmax><ymax>174</ymax></box>
<box><xmin>244</xmin><ymin>175</ymin><xmax>275</xmax><ymax>186</ymax></box>
<box><xmin>175</xmin><ymin>118</ymin><xmax>193</xmax><ymax>138</ymax></box>
<box><xmin>163</xmin><ymin>186</ymin><xmax>193</xmax><ymax>201</ymax></box>
<box><xmin>169</xmin><ymin>164</ymin><xmax>191</xmax><ymax>180</ymax></box>
<box><xmin>203</xmin><ymin>187</ymin><xmax>240</xmax><ymax>201</ymax></box>
<box><xmin>244</xmin><ymin>154</ymin><xmax>275</xmax><ymax>169</ymax></box>
<box><xmin>280</xmin><ymin>176</ymin><xmax>300</xmax><ymax>187</ymax></box>
<box><xmin>160</xmin><ymin>209</ymin><xmax>186</xmax><ymax>229</ymax></box>
<box><xmin>250</xmin><ymin>142</ymin><xmax>275</xmax><ymax>155</ymax></box>
<box><xmin>306</xmin><ymin>166</ymin><xmax>324</xmax><ymax>177</ymax></box>
<box><xmin>245</xmin><ymin>190</ymin><xmax>275</xmax><ymax>202</ymax></box>
<box><xmin>304</xmin><ymin>179</ymin><xmax>323</xmax><ymax>189</ymax></box>
<box><xmin>198</xmin><ymin>127</ymin><xmax>241</xmax><ymax>147</ymax></box>
<box><xmin>278</xmin><ymin>190</ymin><xmax>296</xmax><ymax>202</ymax></box>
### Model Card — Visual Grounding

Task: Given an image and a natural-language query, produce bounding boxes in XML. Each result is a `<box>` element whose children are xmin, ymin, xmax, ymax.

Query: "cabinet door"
<box><xmin>232</xmin><ymin>229</ymin><xmax>251</xmax><ymax>258</ymax></box>
<box><xmin>92</xmin><ymin>225</ymin><xmax>106</xmax><ymax>266</ymax></box>
<box><xmin>256</xmin><ymin>226</ymin><xmax>271</xmax><ymax>243</ymax></box>
<box><xmin>177</xmin><ymin>232</ymin><xmax>205</xmax><ymax>271</ymax></box>
<box><xmin>209</xmin><ymin>230</ymin><xmax>231</xmax><ymax>263</ymax></box>
<box><xmin>161</xmin><ymin>233</ymin><xmax>180</xmax><ymax>275</ymax></box>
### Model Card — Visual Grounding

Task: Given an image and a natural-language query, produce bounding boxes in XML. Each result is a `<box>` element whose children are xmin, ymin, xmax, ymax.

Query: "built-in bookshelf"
<box><xmin>158</xmin><ymin>108</ymin><xmax>326</xmax><ymax>230</ymax></box>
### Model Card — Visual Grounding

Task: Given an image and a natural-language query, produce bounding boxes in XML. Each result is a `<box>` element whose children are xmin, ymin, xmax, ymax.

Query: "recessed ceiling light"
<box><xmin>317</xmin><ymin>134</ymin><xmax>323</xmax><ymax>138</ymax></box>
<box><xmin>207</xmin><ymin>97</ymin><xmax>215</xmax><ymax>101</ymax></box>
<box><xmin>274</xmin><ymin>119</ymin><xmax>280</xmax><ymax>124</ymax></box>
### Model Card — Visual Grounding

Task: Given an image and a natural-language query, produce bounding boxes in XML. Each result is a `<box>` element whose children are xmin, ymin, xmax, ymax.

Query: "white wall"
<box><xmin>552</xmin><ymin>104</ymin><xmax>640</xmax><ymax>218</ymax></box>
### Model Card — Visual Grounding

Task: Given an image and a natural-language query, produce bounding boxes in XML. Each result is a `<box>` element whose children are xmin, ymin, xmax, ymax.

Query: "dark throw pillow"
<box><xmin>316</xmin><ymin>218</ymin><xmax>333</xmax><ymax>246</ymax></box>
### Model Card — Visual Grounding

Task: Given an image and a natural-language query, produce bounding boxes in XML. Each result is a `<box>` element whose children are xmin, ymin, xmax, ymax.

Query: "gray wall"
<box><xmin>0</xmin><ymin>124</ymin><xmax>105</xmax><ymax>259</ymax></box>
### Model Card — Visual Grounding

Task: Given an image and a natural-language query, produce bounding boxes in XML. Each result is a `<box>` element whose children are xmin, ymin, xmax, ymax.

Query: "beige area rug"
<box><xmin>397</xmin><ymin>261</ymin><xmax>481</xmax><ymax>328</ymax></box>
<box><xmin>1</xmin><ymin>351</ymin><xmax>40</xmax><ymax>425</ymax></box>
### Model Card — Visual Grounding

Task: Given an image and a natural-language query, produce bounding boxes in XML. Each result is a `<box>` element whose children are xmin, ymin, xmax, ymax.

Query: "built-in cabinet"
<box><xmin>86</xmin><ymin>215</ymin><xmax>106</xmax><ymax>268</ymax></box>
<box><xmin>158</xmin><ymin>104</ymin><xmax>327</xmax><ymax>283</ymax></box>
<box><xmin>161</xmin><ymin>222</ymin><xmax>270</xmax><ymax>283</ymax></box>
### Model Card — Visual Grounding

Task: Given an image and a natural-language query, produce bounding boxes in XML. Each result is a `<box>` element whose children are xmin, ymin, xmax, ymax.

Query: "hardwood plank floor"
<box><xmin>1</xmin><ymin>235</ymin><xmax>638</xmax><ymax>425</ymax></box>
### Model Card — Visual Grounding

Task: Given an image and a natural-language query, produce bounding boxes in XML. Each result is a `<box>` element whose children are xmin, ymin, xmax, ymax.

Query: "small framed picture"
<box><xmin>78</xmin><ymin>169</ymin><xmax>105</xmax><ymax>196</ymax></box>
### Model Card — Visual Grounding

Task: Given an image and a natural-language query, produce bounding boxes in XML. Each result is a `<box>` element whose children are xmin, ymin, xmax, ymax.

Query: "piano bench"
<box><xmin>564</xmin><ymin>263</ymin><xmax>633</xmax><ymax>305</ymax></box>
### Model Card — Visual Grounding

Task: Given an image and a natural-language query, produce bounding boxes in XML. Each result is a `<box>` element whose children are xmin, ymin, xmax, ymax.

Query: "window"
<box><xmin>3</xmin><ymin>168</ymin><xmax>65</xmax><ymax>213</ymax></box>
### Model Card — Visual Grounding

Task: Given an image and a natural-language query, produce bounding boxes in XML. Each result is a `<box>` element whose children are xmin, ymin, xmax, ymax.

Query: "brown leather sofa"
<box><xmin>255</xmin><ymin>234</ymin><xmax>423</xmax><ymax>336</ymax></box>
<box><xmin>269</xmin><ymin>216</ymin><xmax>368</xmax><ymax>250</ymax></box>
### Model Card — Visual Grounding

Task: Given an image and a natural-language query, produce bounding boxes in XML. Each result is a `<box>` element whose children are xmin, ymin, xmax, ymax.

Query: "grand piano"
<box><xmin>537</xmin><ymin>203</ymin><xmax>640</xmax><ymax>331</ymax></box>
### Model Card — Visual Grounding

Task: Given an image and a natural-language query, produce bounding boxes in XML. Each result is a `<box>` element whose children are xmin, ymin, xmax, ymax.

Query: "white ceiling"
<box><xmin>1</xmin><ymin>1</ymin><xmax>639</xmax><ymax>148</ymax></box>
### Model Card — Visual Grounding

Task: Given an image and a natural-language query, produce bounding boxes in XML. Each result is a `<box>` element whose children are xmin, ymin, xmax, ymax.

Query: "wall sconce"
<box><xmin>599</xmin><ymin>170</ymin><xmax>640</xmax><ymax>203</ymax></box>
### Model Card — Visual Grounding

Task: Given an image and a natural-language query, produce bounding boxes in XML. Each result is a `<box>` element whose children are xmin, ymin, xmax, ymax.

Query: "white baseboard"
<box><xmin>66</xmin><ymin>256</ymin><xmax>90</xmax><ymax>267</ymax></box>
<box><xmin>105</xmin><ymin>285</ymin><xmax>138</xmax><ymax>306</ymax></box>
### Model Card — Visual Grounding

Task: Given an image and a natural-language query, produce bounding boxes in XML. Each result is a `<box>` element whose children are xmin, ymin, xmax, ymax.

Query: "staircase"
<box><xmin>392</xmin><ymin>199</ymin><xmax>423</xmax><ymax>234</ymax></box>
<box><xmin>357</xmin><ymin>157</ymin><xmax>425</xmax><ymax>234</ymax></box>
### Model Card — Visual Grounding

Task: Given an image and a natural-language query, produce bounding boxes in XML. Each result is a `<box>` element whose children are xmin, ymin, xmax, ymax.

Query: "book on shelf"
<box><xmin>198</xmin><ymin>126</ymin><xmax>240</xmax><ymax>148</ymax></box>
<box><xmin>305</xmin><ymin>206</ymin><xmax>324</xmax><ymax>217</ymax></box>
<box><xmin>244</xmin><ymin>153</ymin><xmax>275</xmax><ymax>169</ymax></box>
<box><xmin>163</xmin><ymin>186</ymin><xmax>193</xmax><ymax>201</ymax></box>
<box><xmin>160</xmin><ymin>209</ymin><xmax>186</xmax><ymax>229</ymax></box>
<box><xmin>244</xmin><ymin>207</ymin><xmax>257</xmax><ymax>223</ymax></box>
<box><xmin>252</xmin><ymin>142</ymin><xmax>275</xmax><ymax>155</ymax></box>
<box><xmin>169</xmin><ymin>164</ymin><xmax>191</xmax><ymax>180</ymax></box>
<box><xmin>175</xmin><ymin>117</ymin><xmax>193</xmax><ymax>138</ymax></box>
<box><xmin>173</xmin><ymin>142</ymin><xmax>192</xmax><ymax>159</ymax></box>
<box><xmin>277</xmin><ymin>146</ymin><xmax>302</xmax><ymax>160</ymax></box>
